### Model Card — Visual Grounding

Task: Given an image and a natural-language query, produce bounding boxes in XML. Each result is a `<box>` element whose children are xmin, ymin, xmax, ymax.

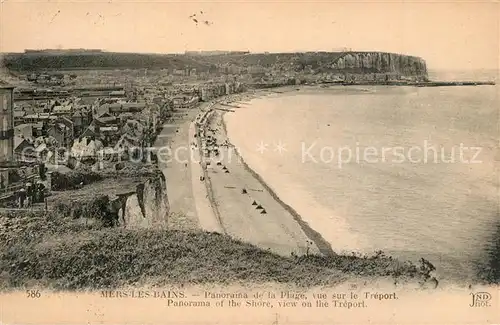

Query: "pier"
<box><xmin>320</xmin><ymin>80</ymin><xmax>496</xmax><ymax>87</ymax></box>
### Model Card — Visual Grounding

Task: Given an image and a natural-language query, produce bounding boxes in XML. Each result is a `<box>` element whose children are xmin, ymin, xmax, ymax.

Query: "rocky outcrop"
<box><xmin>331</xmin><ymin>52</ymin><xmax>427</xmax><ymax>79</ymax></box>
<box><xmin>52</xmin><ymin>171</ymin><xmax>169</xmax><ymax>229</ymax></box>
<box><xmin>117</xmin><ymin>172</ymin><xmax>169</xmax><ymax>229</ymax></box>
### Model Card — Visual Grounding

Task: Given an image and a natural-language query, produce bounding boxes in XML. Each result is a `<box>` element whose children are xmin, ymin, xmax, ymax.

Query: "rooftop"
<box><xmin>0</xmin><ymin>79</ymin><xmax>15</xmax><ymax>89</ymax></box>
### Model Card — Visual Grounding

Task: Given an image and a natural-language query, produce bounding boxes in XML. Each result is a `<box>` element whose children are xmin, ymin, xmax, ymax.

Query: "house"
<box><xmin>31</xmin><ymin>122</ymin><xmax>44</xmax><ymax>137</ymax></box>
<box><xmin>108</xmin><ymin>102</ymin><xmax>147</xmax><ymax>115</ymax></box>
<box><xmin>52</xmin><ymin>105</ymin><xmax>73</xmax><ymax>116</ymax></box>
<box><xmin>100</xmin><ymin>126</ymin><xmax>119</xmax><ymax>133</ymax></box>
<box><xmin>95</xmin><ymin>103</ymin><xmax>111</xmax><ymax>118</ymax></box>
<box><xmin>109</xmin><ymin>90</ymin><xmax>126</xmax><ymax>97</ymax></box>
<box><xmin>24</xmin><ymin>113</ymin><xmax>48</xmax><ymax>124</ymax></box>
<box><xmin>47</xmin><ymin>123</ymin><xmax>71</xmax><ymax>148</ymax></box>
<box><xmin>80</xmin><ymin>107</ymin><xmax>92</xmax><ymax>127</ymax></box>
<box><xmin>122</xmin><ymin>119</ymin><xmax>145</xmax><ymax>138</ymax></box>
<box><xmin>172</xmin><ymin>95</ymin><xmax>199</xmax><ymax>109</ymax></box>
<box><xmin>152</xmin><ymin>96</ymin><xmax>164</xmax><ymax>105</ymax></box>
<box><xmin>78</xmin><ymin>97</ymin><xmax>97</xmax><ymax>105</ymax></box>
<box><xmin>71</xmin><ymin>137</ymin><xmax>104</xmax><ymax>158</ymax></box>
<box><xmin>95</xmin><ymin>114</ymin><xmax>118</xmax><ymax>127</ymax></box>
<box><xmin>34</xmin><ymin>142</ymin><xmax>50</xmax><ymax>161</ymax></box>
<box><xmin>72</xmin><ymin>109</ymin><xmax>91</xmax><ymax>137</ymax></box>
<box><xmin>72</xmin><ymin>111</ymin><xmax>83</xmax><ymax>134</ymax></box>
<box><xmin>56</xmin><ymin>116</ymin><xmax>74</xmax><ymax>138</ymax></box>
<box><xmin>13</xmin><ymin>110</ymin><xmax>26</xmax><ymax>126</ymax></box>
<box><xmin>15</xmin><ymin>124</ymin><xmax>34</xmax><ymax>139</ymax></box>
<box><xmin>114</xmin><ymin>133</ymin><xmax>141</xmax><ymax>152</ymax></box>
<box><xmin>118</xmin><ymin>112</ymin><xmax>134</xmax><ymax>125</ymax></box>
<box><xmin>80</xmin><ymin>122</ymin><xmax>101</xmax><ymax>141</ymax></box>
<box><xmin>100</xmin><ymin>126</ymin><xmax>120</xmax><ymax>146</ymax></box>
<box><xmin>14</xmin><ymin>136</ymin><xmax>35</xmax><ymax>162</ymax></box>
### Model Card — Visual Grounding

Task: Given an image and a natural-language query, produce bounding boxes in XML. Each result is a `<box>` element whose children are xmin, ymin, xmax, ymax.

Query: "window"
<box><xmin>2</xmin><ymin>94</ymin><xmax>8</xmax><ymax>111</ymax></box>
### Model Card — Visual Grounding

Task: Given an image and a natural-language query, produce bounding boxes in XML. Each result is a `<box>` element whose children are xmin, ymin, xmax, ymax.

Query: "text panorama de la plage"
<box><xmin>100</xmin><ymin>290</ymin><xmax>399</xmax><ymax>309</ymax></box>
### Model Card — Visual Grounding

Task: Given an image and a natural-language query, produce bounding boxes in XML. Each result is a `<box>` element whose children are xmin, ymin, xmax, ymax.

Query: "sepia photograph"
<box><xmin>0</xmin><ymin>0</ymin><xmax>498</xmax><ymax>324</ymax></box>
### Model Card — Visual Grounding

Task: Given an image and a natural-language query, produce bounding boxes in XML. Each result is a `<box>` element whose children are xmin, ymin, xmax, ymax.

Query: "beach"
<box><xmin>179</xmin><ymin>87</ymin><xmax>339</xmax><ymax>257</ymax></box>
<box><xmin>157</xmin><ymin>86</ymin><xmax>332</xmax><ymax>257</ymax></box>
<box><xmin>220</xmin><ymin>84</ymin><xmax>498</xmax><ymax>284</ymax></box>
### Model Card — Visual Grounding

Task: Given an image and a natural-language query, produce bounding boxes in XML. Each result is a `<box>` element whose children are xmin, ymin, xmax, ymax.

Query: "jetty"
<box><xmin>320</xmin><ymin>80</ymin><xmax>496</xmax><ymax>87</ymax></box>
<box><xmin>413</xmin><ymin>81</ymin><xmax>496</xmax><ymax>87</ymax></box>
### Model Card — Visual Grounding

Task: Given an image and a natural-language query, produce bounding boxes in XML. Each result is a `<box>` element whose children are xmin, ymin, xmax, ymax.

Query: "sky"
<box><xmin>0</xmin><ymin>0</ymin><xmax>498</xmax><ymax>71</ymax></box>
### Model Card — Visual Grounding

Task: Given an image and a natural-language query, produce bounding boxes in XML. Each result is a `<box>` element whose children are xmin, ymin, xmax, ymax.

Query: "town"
<box><xmin>0</xmin><ymin>49</ymin><xmax>432</xmax><ymax>212</ymax></box>
<box><xmin>0</xmin><ymin>64</ymin><xmax>248</xmax><ymax>210</ymax></box>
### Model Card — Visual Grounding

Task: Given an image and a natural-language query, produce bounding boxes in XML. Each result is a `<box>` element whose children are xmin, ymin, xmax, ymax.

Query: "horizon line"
<box><xmin>3</xmin><ymin>48</ymin><xmax>420</xmax><ymax>56</ymax></box>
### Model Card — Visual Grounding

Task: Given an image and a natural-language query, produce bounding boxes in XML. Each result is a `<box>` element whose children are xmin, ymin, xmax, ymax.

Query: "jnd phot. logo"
<box><xmin>469</xmin><ymin>292</ymin><xmax>492</xmax><ymax>307</ymax></box>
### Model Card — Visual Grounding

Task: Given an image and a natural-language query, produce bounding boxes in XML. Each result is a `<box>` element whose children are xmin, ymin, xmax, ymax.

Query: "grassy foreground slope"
<box><xmin>0</xmin><ymin>212</ymin><xmax>436</xmax><ymax>291</ymax></box>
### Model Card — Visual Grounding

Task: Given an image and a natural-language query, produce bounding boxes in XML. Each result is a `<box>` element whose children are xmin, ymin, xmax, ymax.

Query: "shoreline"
<box><xmin>218</xmin><ymin>112</ymin><xmax>335</xmax><ymax>257</ymax></box>
<box><xmin>191</xmin><ymin>86</ymin><xmax>335</xmax><ymax>256</ymax></box>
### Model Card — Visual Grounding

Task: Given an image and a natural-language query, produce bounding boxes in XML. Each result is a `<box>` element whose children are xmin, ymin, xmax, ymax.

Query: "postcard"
<box><xmin>0</xmin><ymin>0</ymin><xmax>498</xmax><ymax>324</ymax></box>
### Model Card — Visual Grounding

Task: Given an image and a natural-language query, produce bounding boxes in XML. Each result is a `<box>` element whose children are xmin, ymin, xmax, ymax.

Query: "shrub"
<box><xmin>50</xmin><ymin>171</ymin><xmax>102</xmax><ymax>191</ymax></box>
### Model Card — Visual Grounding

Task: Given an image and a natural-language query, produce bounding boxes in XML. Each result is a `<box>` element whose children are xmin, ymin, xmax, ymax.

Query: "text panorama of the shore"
<box><xmin>99</xmin><ymin>290</ymin><xmax>401</xmax><ymax>309</ymax></box>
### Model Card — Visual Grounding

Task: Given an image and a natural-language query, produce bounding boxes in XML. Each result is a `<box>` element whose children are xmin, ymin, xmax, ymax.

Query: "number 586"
<box><xmin>26</xmin><ymin>290</ymin><xmax>41</xmax><ymax>298</ymax></box>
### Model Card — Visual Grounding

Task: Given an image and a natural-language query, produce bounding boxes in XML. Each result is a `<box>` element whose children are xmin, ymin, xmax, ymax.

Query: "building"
<box><xmin>47</xmin><ymin>122</ymin><xmax>72</xmax><ymax>148</ymax></box>
<box><xmin>109</xmin><ymin>90</ymin><xmax>126</xmax><ymax>97</ymax></box>
<box><xmin>108</xmin><ymin>102</ymin><xmax>146</xmax><ymax>116</ymax></box>
<box><xmin>13</xmin><ymin>110</ymin><xmax>26</xmax><ymax>126</ymax></box>
<box><xmin>171</xmin><ymin>95</ymin><xmax>199</xmax><ymax>109</ymax></box>
<box><xmin>0</xmin><ymin>82</ymin><xmax>15</xmax><ymax>163</ymax></box>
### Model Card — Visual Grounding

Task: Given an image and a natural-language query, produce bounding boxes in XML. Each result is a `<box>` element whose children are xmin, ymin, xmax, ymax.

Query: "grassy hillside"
<box><xmin>1</xmin><ymin>52</ymin><xmax>210</xmax><ymax>72</ymax></box>
<box><xmin>0</xmin><ymin>211</ymin><xmax>437</xmax><ymax>291</ymax></box>
<box><xmin>2</xmin><ymin>51</ymin><xmax>344</xmax><ymax>72</ymax></box>
<box><xmin>193</xmin><ymin>52</ymin><xmax>345</xmax><ymax>69</ymax></box>
<box><xmin>2</xmin><ymin>51</ymin><xmax>425</xmax><ymax>75</ymax></box>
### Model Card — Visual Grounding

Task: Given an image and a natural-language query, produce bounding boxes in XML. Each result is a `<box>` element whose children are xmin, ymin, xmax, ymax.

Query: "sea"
<box><xmin>225</xmin><ymin>69</ymin><xmax>499</xmax><ymax>286</ymax></box>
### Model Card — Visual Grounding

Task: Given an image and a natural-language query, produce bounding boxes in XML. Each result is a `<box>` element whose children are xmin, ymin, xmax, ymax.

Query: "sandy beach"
<box><xmin>155</xmin><ymin>87</ymin><xmax>340</xmax><ymax>257</ymax></box>
<box><xmin>184</xmin><ymin>88</ymin><xmax>339</xmax><ymax>257</ymax></box>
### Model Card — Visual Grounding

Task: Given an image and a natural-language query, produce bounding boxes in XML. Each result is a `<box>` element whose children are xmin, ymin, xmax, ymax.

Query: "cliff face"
<box><xmin>331</xmin><ymin>52</ymin><xmax>427</xmax><ymax>78</ymax></box>
<box><xmin>117</xmin><ymin>172</ymin><xmax>169</xmax><ymax>229</ymax></box>
<box><xmin>2</xmin><ymin>51</ymin><xmax>427</xmax><ymax>79</ymax></box>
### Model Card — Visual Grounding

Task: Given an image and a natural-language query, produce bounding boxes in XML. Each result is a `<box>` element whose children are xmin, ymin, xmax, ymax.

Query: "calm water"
<box><xmin>225</xmin><ymin>81</ymin><xmax>498</xmax><ymax>285</ymax></box>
